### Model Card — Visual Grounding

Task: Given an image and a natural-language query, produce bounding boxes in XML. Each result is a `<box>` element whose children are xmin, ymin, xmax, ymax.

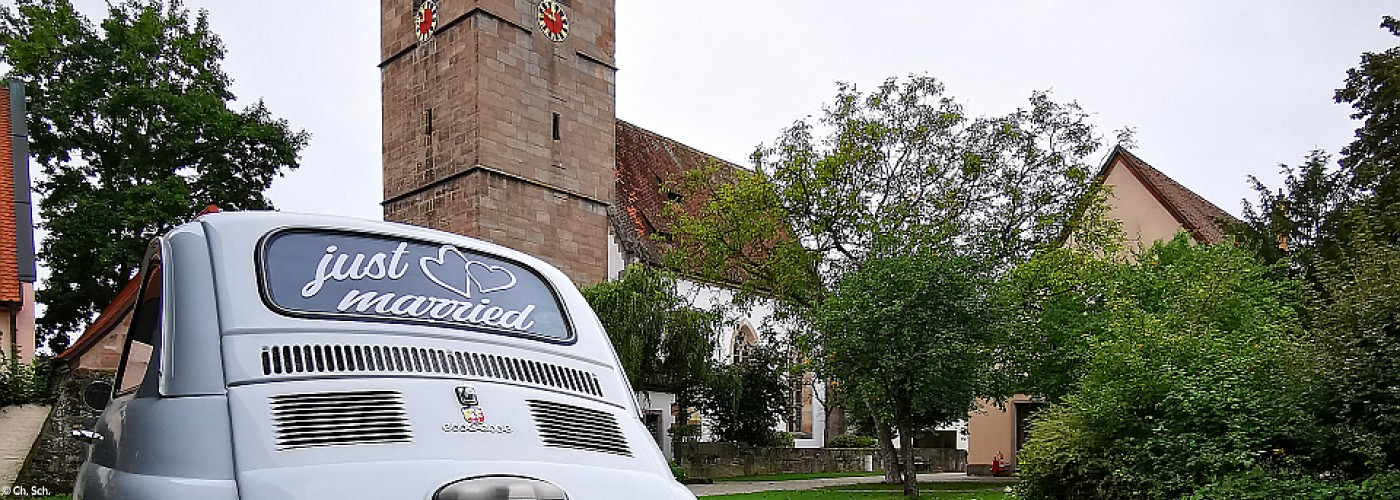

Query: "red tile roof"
<box><xmin>0</xmin><ymin>87</ymin><xmax>19</xmax><ymax>303</ymax></box>
<box><xmin>57</xmin><ymin>277</ymin><xmax>140</xmax><ymax>362</ymax></box>
<box><xmin>613</xmin><ymin>119</ymin><xmax>747</xmax><ymax>266</ymax></box>
<box><xmin>1099</xmin><ymin>146</ymin><xmax>1239</xmax><ymax>244</ymax></box>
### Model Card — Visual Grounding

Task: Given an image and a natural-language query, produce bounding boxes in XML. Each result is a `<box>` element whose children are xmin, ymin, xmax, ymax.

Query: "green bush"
<box><xmin>826</xmin><ymin>434</ymin><xmax>878</xmax><ymax>448</ymax></box>
<box><xmin>698</xmin><ymin>346</ymin><xmax>790</xmax><ymax>447</ymax></box>
<box><xmin>1008</xmin><ymin>237</ymin><xmax>1315</xmax><ymax>499</ymax></box>
<box><xmin>0</xmin><ymin>358</ymin><xmax>55</xmax><ymax>407</ymax></box>
<box><xmin>668</xmin><ymin>459</ymin><xmax>688</xmax><ymax>481</ymax></box>
<box><xmin>768</xmin><ymin>430</ymin><xmax>795</xmax><ymax>448</ymax></box>
<box><xmin>1187</xmin><ymin>469</ymin><xmax>1400</xmax><ymax>500</ymax></box>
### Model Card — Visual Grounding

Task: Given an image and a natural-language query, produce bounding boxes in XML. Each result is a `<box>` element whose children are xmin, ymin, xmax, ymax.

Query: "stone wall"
<box><xmin>380</xmin><ymin>0</ymin><xmax>617</xmax><ymax>285</ymax></box>
<box><xmin>677</xmin><ymin>442</ymin><xmax>967</xmax><ymax>479</ymax></box>
<box><xmin>15</xmin><ymin>368</ymin><xmax>110</xmax><ymax>493</ymax></box>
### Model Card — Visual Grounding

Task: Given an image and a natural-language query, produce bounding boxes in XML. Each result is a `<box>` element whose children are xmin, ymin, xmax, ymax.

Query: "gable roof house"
<box><xmin>965</xmin><ymin>147</ymin><xmax>1241</xmax><ymax>475</ymax></box>
<box><xmin>0</xmin><ymin>81</ymin><xmax>38</xmax><ymax>366</ymax></box>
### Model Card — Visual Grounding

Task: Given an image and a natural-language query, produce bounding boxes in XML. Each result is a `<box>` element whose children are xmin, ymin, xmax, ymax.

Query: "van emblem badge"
<box><xmin>462</xmin><ymin>407</ymin><xmax>487</xmax><ymax>424</ymax></box>
<box><xmin>443</xmin><ymin>385</ymin><xmax>513</xmax><ymax>433</ymax></box>
<box><xmin>456</xmin><ymin>385</ymin><xmax>479</xmax><ymax>407</ymax></box>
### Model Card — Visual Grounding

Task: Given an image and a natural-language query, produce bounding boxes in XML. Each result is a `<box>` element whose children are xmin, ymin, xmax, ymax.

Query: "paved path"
<box><xmin>689</xmin><ymin>472</ymin><xmax>1017</xmax><ymax>496</ymax></box>
<box><xmin>0</xmin><ymin>405</ymin><xmax>51</xmax><ymax>490</ymax></box>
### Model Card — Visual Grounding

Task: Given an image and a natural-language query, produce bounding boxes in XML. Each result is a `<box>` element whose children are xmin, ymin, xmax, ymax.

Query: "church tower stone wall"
<box><xmin>380</xmin><ymin>0</ymin><xmax>616</xmax><ymax>284</ymax></box>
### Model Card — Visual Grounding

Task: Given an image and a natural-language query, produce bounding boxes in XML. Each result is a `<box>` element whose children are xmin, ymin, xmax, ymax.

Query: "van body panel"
<box><xmin>224</xmin><ymin>377</ymin><xmax>664</xmax><ymax>470</ymax></box>
<box><xmin>160</xmin><ymin>225</ymin><xmax>227</xmax><ymax>396</ymax></box>
<box><xmin>219</xmin><ymin>332</ymin><xmax>629</xmax><ymax>404</ymax></box>
<box><xmin>233</xmin><ymin>461</ymin><xmax>692</xmax><ymax>500</ymax></box>
<box><xmin>73</xmin><ymin>462</ymin><xmax>238</xmax><ymax>500</ymax></box>
<box><xmin>95</xmin><ymin>395</ymin><xmax>237</xmax><ymax>479</ymax></box>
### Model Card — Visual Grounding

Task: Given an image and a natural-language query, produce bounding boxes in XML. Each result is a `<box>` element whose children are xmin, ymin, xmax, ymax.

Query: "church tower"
<box><xmin>380</xmin><ymin>0</ymin><xmax>616</xmax><ymax>284</ymax></box>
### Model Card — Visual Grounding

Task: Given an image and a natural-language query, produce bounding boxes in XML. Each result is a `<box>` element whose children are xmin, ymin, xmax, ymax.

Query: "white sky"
<box><xmin>6</xmin><ymin>0</ymin><xmax>1399</xmax><ymax>222</ymax></box>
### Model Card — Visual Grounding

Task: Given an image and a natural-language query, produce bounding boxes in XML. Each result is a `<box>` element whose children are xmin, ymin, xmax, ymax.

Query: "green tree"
<box><xmin>814</xmin><ymin>252</ymin><xmax>998</xmax><ymax>497</ymax></box>
<box><xmin>1336</xmin><ymin>16</ymin><xmax>1400</xmax><ymax>239</ymax></box>
<box><xmin>580</xmin><ymin>264</ymin><xmax>720</xmax><ymax>453</ymax></box>
<box><xmin>698</xmin><ymin>344</ymin><xmax>790</xmax><ymax>447</ymax></box>
<box><xmin>663</xmin><ymin>75</ymin><xmax>1108</xmax><ymax>495</ymax></box>
<box><xmin>1307</xmin><ymin>225</ymin><xmax>1400</xmax><ymax>475</ymax></box>
<box><xmin>1233</xmin><ymin>151</ymin><xmax>1353</xmax><ymax>280</ymax></box>
<box><xmin>663</xmin><ymin>75</ymin><xmax>1107</xmax><ymax>308</ymax></box>
<box><xmin>0</xmin><ymin>0</ymin><xmax>308</xmax><ymax>351</ymax></box>
<box><xmin>1010</xmin><ymin>236</ymin><xmax>1315</xmax><ymax>499</ymax></box>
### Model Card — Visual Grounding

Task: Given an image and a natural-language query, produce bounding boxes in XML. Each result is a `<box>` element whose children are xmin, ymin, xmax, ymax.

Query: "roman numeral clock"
<box><xmin>537</xmin><ymin>1</ymin><xmax>569</xmax><ymax>42</ymax></box>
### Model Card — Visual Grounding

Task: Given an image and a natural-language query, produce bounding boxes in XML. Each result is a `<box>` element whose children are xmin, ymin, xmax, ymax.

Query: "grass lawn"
<box><xmin>823</xmin><ymin>482</ymin><xmax>1010</xmax><ymax>492</ymax></box>
<box><xmin>700</xmin><ymin>491</ymin><xmax>1007</xmax><ymax>499</ymax></box>
<box><xmin>716</xmin><ymin>471</ymin><xmax>886</xmax><ymax>482</ymax></box>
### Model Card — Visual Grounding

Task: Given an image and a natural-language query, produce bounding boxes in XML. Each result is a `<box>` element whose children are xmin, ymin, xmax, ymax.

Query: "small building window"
<box><xmin>552</xmin><ymin>113</ymin><xmax>561</xmax><ymax>141</ymax></box>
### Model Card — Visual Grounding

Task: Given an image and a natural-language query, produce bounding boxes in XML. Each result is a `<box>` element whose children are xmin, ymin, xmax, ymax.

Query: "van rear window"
<box><xmin>258</xmin><ymin>230</ymin><xmax>572</xmax><ymax>343</ymax></box>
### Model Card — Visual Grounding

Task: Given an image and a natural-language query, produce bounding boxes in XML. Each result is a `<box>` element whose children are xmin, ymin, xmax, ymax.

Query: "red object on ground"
<box><xmin>990</xmin><ymin>452</ymin><xmax>1006</xmax><ymax>476</ymax></box>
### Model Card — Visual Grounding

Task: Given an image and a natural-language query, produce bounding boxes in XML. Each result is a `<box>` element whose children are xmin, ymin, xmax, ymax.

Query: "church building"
<box><xmin>378</xmin><ymin>0</ymin><xmax>831</xmax><ymax>454</ymax></box>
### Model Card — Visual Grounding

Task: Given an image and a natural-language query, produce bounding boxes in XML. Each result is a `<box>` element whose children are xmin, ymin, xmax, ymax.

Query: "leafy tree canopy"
<box><xmin>663</xmin><ymin>75</ymin><xmax>1109</xmax><ymax>315</ymax></box>
<box><xmin>1337</xmin><ymin>16</ymin><xmax>1400</xmax><ymax>235</ymax></box>
<box><xmin>0</xmin><ymin>0</ymin><xmax>308</xmax><ymax>350</ymax></box>
<box><xmin>813</xmin><ymin>251</ymin><xmax>999</xmax><ymax>496</ymax></box>
<box><xmin>580</xmin><ymin>264</ymin><xmax>719</xmax><ymax>398</ymax></box>
<box><xmin>1236</xmin><ymin>17</ymin><xmax>1400</xmax><ymax>278</ymax></box>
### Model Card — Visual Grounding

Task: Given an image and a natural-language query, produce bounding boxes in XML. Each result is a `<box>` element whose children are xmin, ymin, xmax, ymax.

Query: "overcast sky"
<box><xmin>6</xmin><ymin>1</ymin><xmax>1399</xmax><ymax>222</ymax></box>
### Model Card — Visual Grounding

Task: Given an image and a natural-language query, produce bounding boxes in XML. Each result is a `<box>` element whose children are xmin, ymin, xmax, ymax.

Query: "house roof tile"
<box><xmin>1100</xmin><ymin>146</ymin><xmax>1240</xmax><ymax>244</ymax></box>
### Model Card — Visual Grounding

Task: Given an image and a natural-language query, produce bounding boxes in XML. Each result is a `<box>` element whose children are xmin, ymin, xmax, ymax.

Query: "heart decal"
<box><xmin>466</xmin><ymin>260</ymin><xmax>517</xmax><ymax>294</ymax></box>
<box><xmin>420</xmin><ymin>245</ymin><xmax>520</xmax><ymax>299</ymax></box>
<box><xmin>420</xmin><ymin>246</ymin><xmax>476</xmax><ymax>299</ymax></box>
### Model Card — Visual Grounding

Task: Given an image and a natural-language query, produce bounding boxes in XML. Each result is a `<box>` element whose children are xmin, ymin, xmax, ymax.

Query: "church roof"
<box><xmin>1097</xmin><ymin>146</ymin><xmax>1239</xmax><ymax>244</ymax></box>
<box><xmin>613</xmin><ymin>119</ymin><xmax>747</xmax><ymax>267</ymax></box>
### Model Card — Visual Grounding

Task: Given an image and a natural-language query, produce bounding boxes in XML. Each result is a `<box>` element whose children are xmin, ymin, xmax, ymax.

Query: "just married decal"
<box><xmin>260</xmin><ymin>231</ymin><xmax>571</xmax><ymax>342</ymax></box>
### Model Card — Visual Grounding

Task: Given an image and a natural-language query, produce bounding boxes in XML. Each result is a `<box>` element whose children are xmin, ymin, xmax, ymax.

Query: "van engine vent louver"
<box><xmin>270</xmin><ymin>390</ymin><xmax>411</xmax><ymax>450</ymax></box>
<box><xmin>260</xmin><ymin>343</ymin><xmax>604</xmax><ymax>398</ymax></box>
<box><xmin>528</xmin><ymin>400</ymin><xmax>631</xmax><ymax>457</ymax></box>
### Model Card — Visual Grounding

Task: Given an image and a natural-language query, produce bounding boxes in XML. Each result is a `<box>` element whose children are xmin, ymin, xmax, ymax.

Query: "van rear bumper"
<box><xmin>234</xmin><ymin>459</ymin><xmax>696</xmax><ymax>500</ymax></box>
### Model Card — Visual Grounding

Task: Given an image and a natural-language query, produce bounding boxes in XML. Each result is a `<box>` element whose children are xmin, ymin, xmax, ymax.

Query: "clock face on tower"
<box><xmin>537</xmin><ymin>1</ymin><xmax>569</xmax><ymax>43</ymax></box>
<box><xmin>415</xmin><ymin>0</ymin><xmax>438</xmax><ymax>43</ymax></box>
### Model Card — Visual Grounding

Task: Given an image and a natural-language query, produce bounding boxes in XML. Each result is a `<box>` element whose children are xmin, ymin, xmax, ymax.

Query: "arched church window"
<box><xmin>731</xmin><ymin>323</ymin><xmax>758</xmax><ymax>364</ymax></box>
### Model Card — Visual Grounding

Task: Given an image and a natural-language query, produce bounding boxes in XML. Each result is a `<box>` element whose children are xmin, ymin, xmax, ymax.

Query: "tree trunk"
<box><xmin>868</xmin><ymin>400</ymin><xmax>900</xmax><ymax>484</ymax></box>
<box><xmin>895</xmin><ymin>408</ymin><xmax>919</xmax><ymax>497</ymax></box>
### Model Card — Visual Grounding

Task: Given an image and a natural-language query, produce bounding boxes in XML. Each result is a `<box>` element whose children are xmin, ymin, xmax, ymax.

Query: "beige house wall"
<box><xmin>0</xmin><ymin>285</ymin><xmax>35</xmax><ymax>364</ymax></box>
<box><xmin>967</xmin><ymin>156</ymin><xmax>1199</xmax><ymax>474</ymax></box>
<box><xmin>966</xmin><ymin>395</ymin><xmax>1033</xmax><ymax>473</ymax></box>
<box><xmin>1102</xmin><ymin>159</ymin><xmax>1189</xmax><ymax>251</ymax></box>
<box><xmin>74</xmin><ymin>311</ymin><xmax>133</xmax><ymax>371</ymax></box>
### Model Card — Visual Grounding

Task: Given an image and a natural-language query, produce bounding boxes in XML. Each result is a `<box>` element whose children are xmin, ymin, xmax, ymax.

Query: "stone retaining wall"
<box><xmin>15</xmin><ymin>368</ymin><xmax>110</xmax><ymax>493</ymax></box>
<box><xmin>677</xmin><ymin>442</ymin><xmax>966</xmax><ymax>479</ymax></box>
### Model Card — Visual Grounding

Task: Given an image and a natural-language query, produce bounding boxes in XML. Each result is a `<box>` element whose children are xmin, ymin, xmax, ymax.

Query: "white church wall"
<box><xmin>604</xmin><ymin>233</ymin><xmax>828</xmax><ymax>452</ymax></box>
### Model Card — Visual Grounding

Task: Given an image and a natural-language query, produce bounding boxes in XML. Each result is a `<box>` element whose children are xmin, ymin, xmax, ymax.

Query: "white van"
<box><xmin>71</xmin><ymin>212</ymin><xmax>697</xmax><ymax>500</ymax></box>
